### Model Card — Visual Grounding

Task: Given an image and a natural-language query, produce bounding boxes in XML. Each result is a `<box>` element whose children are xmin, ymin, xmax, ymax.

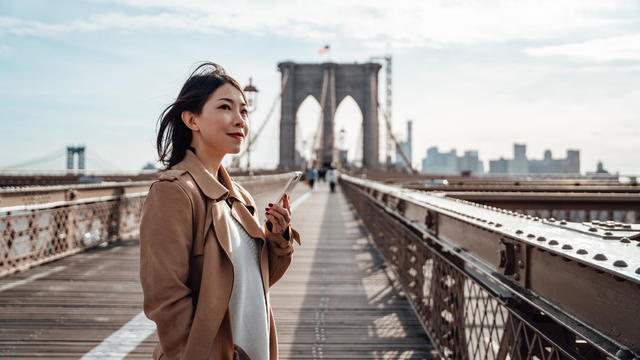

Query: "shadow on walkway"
<box><xmin>271</xmin><ymin>182</ymin><xmax>437</xmax><ymax>359</ymax></box>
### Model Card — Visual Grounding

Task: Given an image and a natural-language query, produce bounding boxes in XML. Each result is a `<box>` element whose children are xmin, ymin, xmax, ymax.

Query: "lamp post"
<box><xmin>243</xmin><ymin>77</ymin><xmax>259</xmax><ymax>175</ymax></box>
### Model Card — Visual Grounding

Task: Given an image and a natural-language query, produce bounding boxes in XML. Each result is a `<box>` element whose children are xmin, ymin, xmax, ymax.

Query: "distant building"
<box><xmin>489</xmin><ymin>144</ymin><xmax>580</xmax><ymax>174</ymax></box>
<box><xmin>595</xmin><ymin>161</ymin><xmax>608</xmax><ymax>174</ymax></box>
<box><xmin>421</xmin><ymin>147</ymin><xmax>484</xmax><ymax>175</ymax></box>
<box><xmin>489</xmin><ymin>157</ymin><xmax>508</xmax><ymax>174</ymax></box>
<box><xmin>142</xmin><ymin>162</ymin><xmax>156</xmax><ymax>170</ymax></box>
<box><xmin>395</xmin><ymin>120</ymin><xmax>413</xmax><ymax>170</ymax></box>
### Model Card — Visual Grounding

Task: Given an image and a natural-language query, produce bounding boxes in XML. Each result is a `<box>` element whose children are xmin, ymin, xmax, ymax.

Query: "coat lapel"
<box><xmin>230</xmin><ymin>202</ymin><xmax>264</xmax><ymax>240</ymax></box>
<box><xmin>211</xmin><ymin>201</ymin><xmax>232</xmax><ymax>260</ymax></box>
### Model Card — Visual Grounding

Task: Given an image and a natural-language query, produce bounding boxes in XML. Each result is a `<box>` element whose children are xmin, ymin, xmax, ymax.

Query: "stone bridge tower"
<box><xmin>277</xmin><ymin>61</ymin><xmax>382</xmax><ymax>169</ymax></box>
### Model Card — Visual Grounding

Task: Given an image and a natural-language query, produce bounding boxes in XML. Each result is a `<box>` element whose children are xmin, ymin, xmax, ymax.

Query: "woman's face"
<box><xmin>193</xmin><ymin>83</ymin><xmax>248</xmax><ymax>156</ymax></box>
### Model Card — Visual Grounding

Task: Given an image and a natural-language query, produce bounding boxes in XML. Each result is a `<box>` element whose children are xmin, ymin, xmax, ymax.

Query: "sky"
<box><xmin>1</xmin><ymin>0</ymin><xmax>639</xmax><ymax>174</ymax></box>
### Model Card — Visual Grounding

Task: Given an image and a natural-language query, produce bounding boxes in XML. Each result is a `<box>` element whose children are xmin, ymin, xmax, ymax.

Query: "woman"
<box><xmin>139</xmin><ymin>63</ymin><xmax>300</xmax><ymax>360</ymax></box>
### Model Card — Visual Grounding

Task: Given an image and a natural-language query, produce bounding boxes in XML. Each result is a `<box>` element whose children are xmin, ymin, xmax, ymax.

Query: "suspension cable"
<box><xmin>378</xmin><ymin>105</ymin><xmax>416</xmax><ymax>173</ymax></box>
<box><xmin>2</xmin><ymin>148</ymin><xmax>67</xmax><ymax>169</ymax></box>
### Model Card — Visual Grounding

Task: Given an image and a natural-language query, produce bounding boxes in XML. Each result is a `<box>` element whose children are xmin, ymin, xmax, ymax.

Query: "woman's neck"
<box><xmin>190</xmin><ymin>144</ymin><xmax>224</xmax><ymax>178</ymax></box>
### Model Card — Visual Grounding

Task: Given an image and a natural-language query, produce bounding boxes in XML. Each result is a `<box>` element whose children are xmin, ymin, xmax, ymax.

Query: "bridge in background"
<box><xmin>1</xmin><ymin>171</ymin><xmax>639</xmax><ymax>359</ymax></box>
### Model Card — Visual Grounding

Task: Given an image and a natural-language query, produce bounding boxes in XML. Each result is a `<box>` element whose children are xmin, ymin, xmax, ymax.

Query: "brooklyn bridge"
<box><xmin>1</xmin><ymin>61</ymin><xmax>639</xmax><ymax>360</ymax></box>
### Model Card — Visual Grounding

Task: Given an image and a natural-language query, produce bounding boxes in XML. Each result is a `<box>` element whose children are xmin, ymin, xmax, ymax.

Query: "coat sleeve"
<box><xmin>264</xmin><ymin>223</ymin><xmax>301</xmax><ymax>287</ymax></box>
<box><xmin>139</xmin><ymin>181</ymin><xmax>194</xmax><ymax>359</ymax></box>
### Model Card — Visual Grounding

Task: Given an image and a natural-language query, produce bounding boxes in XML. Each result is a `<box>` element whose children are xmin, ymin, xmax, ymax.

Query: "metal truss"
<box><xmin>340</xmin><ymin>174</ymin><xmax>640</xmax><ymax>359</ymax></box>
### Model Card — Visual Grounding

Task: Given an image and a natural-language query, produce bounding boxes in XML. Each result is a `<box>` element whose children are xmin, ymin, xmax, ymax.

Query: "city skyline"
<box><xmin>1</xmin><ymin>1</ymin><xmax>639</xmax><ymax>174</ymax></box>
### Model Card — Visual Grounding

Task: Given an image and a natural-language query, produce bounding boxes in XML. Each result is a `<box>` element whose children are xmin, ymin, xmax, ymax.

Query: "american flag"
<box><xmin>318</xmin><ymin>44</ymin><xmax>330</xmax><ymax>55</ymax></box>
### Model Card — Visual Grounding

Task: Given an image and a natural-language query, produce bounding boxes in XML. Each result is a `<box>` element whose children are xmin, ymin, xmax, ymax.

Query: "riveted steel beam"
<box><xmin>340</xmin><ymin>174</ymin><xmax>640</xmax><ymax>356</ymax></box>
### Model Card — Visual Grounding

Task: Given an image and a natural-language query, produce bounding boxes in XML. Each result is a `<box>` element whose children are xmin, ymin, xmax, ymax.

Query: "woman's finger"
<box><xmin>270</xmin><ymin>209</ymin><xmax>286</xmax><ymax>226</ymax></box>
<box><xmin>283</xmin><ymin>194</ymin><xmax>292</xmax><ymax>216</ymax></box>
<box><xmin>268</xmin><ymin>204</ymin><xmax>291</xmax><ymax>224</ymax></box>
<box><xmin>266</xmin><ymin>210</ymin><xmax>285</xmax><ymax>228</ymax></box>
<box><xmin>265</xmin><ymin>214</ymin><xmax>282</xmax><ymax>233</ymax></box>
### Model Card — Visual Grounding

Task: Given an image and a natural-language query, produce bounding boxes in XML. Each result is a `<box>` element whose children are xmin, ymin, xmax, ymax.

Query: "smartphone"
<box><xmin>275</xmin><ymin>171</ymin><xmax>303</xmax><ymax>206</ymax></box>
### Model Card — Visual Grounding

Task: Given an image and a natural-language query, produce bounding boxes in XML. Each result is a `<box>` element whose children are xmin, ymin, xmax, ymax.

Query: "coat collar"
<box><xmin>172</xmin><ymin>149</ymin><xmax>246</xmax><ymax>206</ymax></box>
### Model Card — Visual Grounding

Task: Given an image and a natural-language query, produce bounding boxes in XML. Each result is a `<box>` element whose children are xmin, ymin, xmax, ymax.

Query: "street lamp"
<box><xmin>243</xmin><ymin>78</ymin><xmax>259</xmax><ymax>175</ymax></box>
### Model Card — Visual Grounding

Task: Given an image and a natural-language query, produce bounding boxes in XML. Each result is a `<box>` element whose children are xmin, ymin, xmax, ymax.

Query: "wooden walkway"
<box><xmin>0</xmin><ymin>182</ymin><xmax>435</xmax><ymax>359</ymax></box>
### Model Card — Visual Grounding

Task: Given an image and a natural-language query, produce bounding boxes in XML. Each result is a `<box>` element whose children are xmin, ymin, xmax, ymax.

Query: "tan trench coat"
<box><xmin>139</xmin><ymin>150</ymin><xmax>300</xmax><ymax>360</ymax></box>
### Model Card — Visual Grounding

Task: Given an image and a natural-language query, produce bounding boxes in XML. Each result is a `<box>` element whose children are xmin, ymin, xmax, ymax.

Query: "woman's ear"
<box><xmin>181</xmin><ymin>111</ymin><xmax>199</xmax><ymax>132</ymax></box>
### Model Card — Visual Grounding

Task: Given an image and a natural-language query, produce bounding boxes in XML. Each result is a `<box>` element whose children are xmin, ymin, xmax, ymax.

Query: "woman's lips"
<box><xmin>227</xmin><ymin>133</ymin><xmax>244</xmax><ymax>141</ymax></box>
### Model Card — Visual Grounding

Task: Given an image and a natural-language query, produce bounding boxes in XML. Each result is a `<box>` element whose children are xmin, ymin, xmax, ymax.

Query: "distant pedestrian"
<box><xmin>306</xmin><ymin>168</ymin><xmax>316</xmax><ymax>189</ymax></box>
<box><xmin>319</xmin><ymin>168</ymin><xmax>327</xmax><ymax>182</ymax></box>
<box><xmin>327</xmin><ymin>168</ymin><xmax>337</xmax><ymax>193</ymax></box>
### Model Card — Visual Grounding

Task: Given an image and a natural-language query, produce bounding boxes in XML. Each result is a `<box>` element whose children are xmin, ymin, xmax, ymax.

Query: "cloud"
<box><xmin>524</xmin><ymin>34</ymin><xmax>640</xmax><ymax>61</ymax></box>
<box><xmin>0</xmin><ymin>43</ymin><xmax>11</xmax><ymax>56</ymax></box>
<box><xmin>1</xmin><ymin>0</ymin><xmax>637</xmax><ymax>48</ymax></box>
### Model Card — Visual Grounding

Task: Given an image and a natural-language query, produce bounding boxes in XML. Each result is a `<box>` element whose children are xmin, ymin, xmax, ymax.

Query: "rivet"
<box><xmin>588</xmin><ymin>227</ymin><xmax>598</xmax><ymax>232</ymax></box>
<box><xmin>536</xmin><ymin>236</ymin><xmax>546</xmax><ymax>242</ymax></box>
<box><xmin>517</xmin><ymin>260</ymin><xmax>525</xmax><ymax>268</ymax></box>
<box><xmin>516</xmin><ymin>230</ymin><xmax>524</xmax><ymax>235</ymax></box>
<box><xmin>513</xmin><ymin>273</ymin><xmax>520</xmax><ymax>281</ymax></box>
<box><xmin>623</xmin><ymin>224</ymin><xmax>631</xmax><ymax>229</ymax></box>
<box><xmin>562</xmin><ymin>244</ymin><xmax>573</xmax><ymax>250</ymax></box>
<box><xmin>548</xmin><ymin>240</ymin><xmax>559</xmax><ymax>245</ymax></box>
<box><xmin>577</xmin><ymin>249</ymin><xmax>588</xmax><ymax>255</ymax></box>
<box><xmin>560</xmin><ymin>221</ymin><xmax>567</xmax><ymax>225</ymax></box>
<box><xmin>604</xmin><ymin>231</ymin><xmax>613</xmax><ymax>236</ymax></box>
<box><xmin>549</xmin><ymin>218</ymin><xmax>556</xmax><ymax>222</ymax></box>
<box><xmin>615</xmin><ymin>349</ymin><xmax>635</xmax><ymax>360</ymax></box>
<box><xmin>613</xmin><ymin>260</ymin><xmax>628</xmax><ymax>268</ymax></box>
<box><xmin>636</xmin><ymin>268</ymin><xmax>640</xmax><ymax>274</ymax></box>
<box><xmin>620</xmin><ymin>238</ymin><xmax>631</xmax><ymax>243</ymax></box>
<box><xmin>593</xmin><ymin>254</ymin><xmax>607</xmax><ymax>261</ymax></box>
<box><xmin>488</xmin><ymin>221</ymin><xmax>494</xmax><ymax>225</ymax></box>
<box><xmin>527</xmin><ymin>233</ymin><xmax>535</xmax><ymax>238</ymax></box>
<box><xmin>496</xmin><ymin>223</ymin><xmax>503</xmax><ymax>228</ymax></box>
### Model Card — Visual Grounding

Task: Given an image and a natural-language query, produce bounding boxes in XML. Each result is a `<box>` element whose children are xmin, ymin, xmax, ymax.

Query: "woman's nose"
<box><xmin>234</xmin><ymin>112</ymin><xmax>246</xmax><ymax>127</ymax></box>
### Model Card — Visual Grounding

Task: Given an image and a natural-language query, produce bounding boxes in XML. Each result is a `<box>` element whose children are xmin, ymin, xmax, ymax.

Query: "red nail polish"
<box><xmin>268</xmin><ymin>203</ymin><xmax>273</xmax><ymax>207</ymax></box>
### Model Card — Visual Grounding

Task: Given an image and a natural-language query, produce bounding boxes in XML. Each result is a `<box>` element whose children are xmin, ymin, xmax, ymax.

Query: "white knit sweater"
<box><xmin>225</xmin><ymin>204</ymin><xmax>269</xmax><ymax>360</ymax></box>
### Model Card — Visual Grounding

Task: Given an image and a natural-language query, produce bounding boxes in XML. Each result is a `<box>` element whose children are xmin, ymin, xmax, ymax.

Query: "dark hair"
<box><xmin>156</xmin><ymin>62</ymin><xmax>246</xmax><ymax>169</ymax></box>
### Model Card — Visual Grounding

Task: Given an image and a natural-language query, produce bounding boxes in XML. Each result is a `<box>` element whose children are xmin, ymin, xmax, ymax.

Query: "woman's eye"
<box><xmin>219</xmin><ymin>104</ymin><xmax>231</xmax><ymax>110</ymax></box>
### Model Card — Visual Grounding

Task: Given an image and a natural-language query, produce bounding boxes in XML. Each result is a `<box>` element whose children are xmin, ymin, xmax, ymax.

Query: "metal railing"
<box><xmin>0</xmin><ymin>173</ymin><xmax>293</xmax><ymax>278</ymax></box>
<box><xmin>340</xmin><ymin>174</ymin><xmax>640</xmax><ymax>360</ymax></box>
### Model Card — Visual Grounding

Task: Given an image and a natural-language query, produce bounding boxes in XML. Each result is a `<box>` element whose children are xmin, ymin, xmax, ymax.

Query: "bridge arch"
<box><xmin>278</xmin><ymin>61</ymin><xmax>382</xmax><ymax>169</ymax></box>
<box><xmin>334</xmin><ymin>95</ymin><xmax>364</xmax><ymax>167</ymax></box>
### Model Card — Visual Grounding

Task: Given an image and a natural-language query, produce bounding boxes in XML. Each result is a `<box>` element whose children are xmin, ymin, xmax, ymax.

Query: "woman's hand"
<box><xmin>265</xmin><ymin>194</ymin><xmax>292</xmax><ymax>234</ymax></box>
